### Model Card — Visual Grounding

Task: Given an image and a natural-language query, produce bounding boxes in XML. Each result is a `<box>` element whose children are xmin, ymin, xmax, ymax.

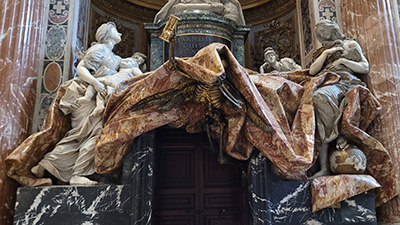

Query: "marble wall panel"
<box><xmin>0</xmin><ymin>0</ymin><xmax>46</xmax><ymax>224</ymax></box>
<box><xmin>341</xmin><ymin>0</ymin><xmax>400</xmax><ymax>222</ymax></box>
<box><xmin>32</xmin><ymin>0</ymin><xmax>91</xmax><ymax>132</ymax></box>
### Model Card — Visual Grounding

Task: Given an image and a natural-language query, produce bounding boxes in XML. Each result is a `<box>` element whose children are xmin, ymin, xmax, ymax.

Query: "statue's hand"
<box><xmin>324</xmin><ymin>46</ymin><xmax>343</xmax><ymax>55</ymax></box>
<box><xmin>94</xmin><ymin>81</ymin><xmax>107</xmax><ymax>98</ymax></box>
<box><xmin>328</xmin><ymin>58</ymin><xmax>349</xmax><ymax>71</ymax></box>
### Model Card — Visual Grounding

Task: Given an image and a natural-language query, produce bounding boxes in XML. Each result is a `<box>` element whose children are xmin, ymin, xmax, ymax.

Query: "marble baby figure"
<box><xmin>78</xmin><ymin>53</ymin><xmax>147</xmax><ymax>117</ymax></box>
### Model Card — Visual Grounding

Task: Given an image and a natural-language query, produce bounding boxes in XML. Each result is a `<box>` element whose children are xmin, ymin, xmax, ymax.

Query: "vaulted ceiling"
<box><xmin>92</xmin><ymin>0</ymin><xmax>296</xmax><ymax>25</ymax></box>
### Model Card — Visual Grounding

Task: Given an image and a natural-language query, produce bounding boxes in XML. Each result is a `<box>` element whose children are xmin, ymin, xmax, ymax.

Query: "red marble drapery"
<box><xmin>0</xmin><ymin>1</ymin><xmax>46</xmax><ymax>224</ymax></box>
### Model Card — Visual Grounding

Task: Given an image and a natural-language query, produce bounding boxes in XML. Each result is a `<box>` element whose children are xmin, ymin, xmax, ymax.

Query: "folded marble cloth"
<box><xmin>312</xmin><ymin>175</ymin><xmax>381</xmax><ymax>212</ymax></box>
<box><xmin>95</xmin><ymin>43</ymin><xmax>398</xmax><ymax>209</ymax></box>
<box><xmin>5</xmin><ymin>43</ymin><xmax>399</xmax><ymax>211</ymax></box>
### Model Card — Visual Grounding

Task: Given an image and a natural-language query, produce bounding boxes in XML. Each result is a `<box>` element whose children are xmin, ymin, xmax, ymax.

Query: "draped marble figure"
<box><xmin>308</xmin><ymin>20</ymin><xmax>369</xmax><ymax>179</ymax></box>
<box><xmin>24</xmin><ymin>22</ymin><xmax>145</xmax><ymax>185</ymax></box>
<box><xmin>4</xmin><ymin>21</ymin><xmax>398</xmax><ymax>211</ymax></box>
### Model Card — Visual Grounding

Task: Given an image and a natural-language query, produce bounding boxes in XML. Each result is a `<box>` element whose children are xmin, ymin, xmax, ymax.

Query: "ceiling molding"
<box><xmin>125</xmin><ymin>0</ymin><xmax>274</xmax><ymax>10</ymax></box>
<box><xmin>92</xmin><ymin>0</ymin><xmax>158</xmax><ymax>23</ymax></box>
<box><xmin>126</xmin><ymin>0</ymin><xmax>166</xmax><ymax>10</ymax></box>
<box><xmin>240</xmin><ymin>0</ymin><xmax>272</xmax><ymax>10</ymax></box>
<box><xmin>243</xmin><ymin>0</ymin><xmax>296</xmax><ymax>26</ymax></box>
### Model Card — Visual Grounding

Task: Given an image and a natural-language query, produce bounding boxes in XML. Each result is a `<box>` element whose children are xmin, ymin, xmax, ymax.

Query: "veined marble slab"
<box><xmin>14</xmin><ymin>185</ymin><xmax>132</xmax><ymax>225</ymax></box>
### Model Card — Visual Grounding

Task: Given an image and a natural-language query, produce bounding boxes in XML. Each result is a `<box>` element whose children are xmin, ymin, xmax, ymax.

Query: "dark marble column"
<box><xmin>122</xmin><ymin>132</ymin><xmax>155</xmax><ymax>225</ymax></box>
<box><xmin>0</xmin><ymin>1</ymin><xmax>46</xmax><ymax>224</ymax></box>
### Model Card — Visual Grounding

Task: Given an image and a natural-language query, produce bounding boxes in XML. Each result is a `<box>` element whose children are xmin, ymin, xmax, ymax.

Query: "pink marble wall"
<box><xmin>341</xmin><ymin>0</ymin><xmax>400</xmax><ymax>222</ymax></box>
<box><xmin>0</xmin><ymin>0</ymin><xmax>46</xmax><ymax>224</ymax></box>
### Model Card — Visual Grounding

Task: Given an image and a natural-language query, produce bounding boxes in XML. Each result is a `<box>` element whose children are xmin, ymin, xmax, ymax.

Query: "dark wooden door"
<box><xmin>153</xmin><ymin>127</ymin><xmax>250</xmax><ymax>225</ymax></box>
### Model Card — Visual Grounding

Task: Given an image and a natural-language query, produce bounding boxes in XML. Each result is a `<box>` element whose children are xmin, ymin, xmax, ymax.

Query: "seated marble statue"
<box><xmin>153</xmin><ymin>0</ymin><xmax>245</xmax><ymax>25</ymax></box>
<box><xmin>259</xmin><ymin>47</ymin><xmax>301</xmax><ymax>73</ymax></box>
<box><xmin>29</xmin><ymin>22</ymin><xmax>145</xmax><ymax>185</ymax></box>
<box><xmin>308</xmin><ymin>20</ymin><xmax>369</xmax><ymax>178</ymax></box>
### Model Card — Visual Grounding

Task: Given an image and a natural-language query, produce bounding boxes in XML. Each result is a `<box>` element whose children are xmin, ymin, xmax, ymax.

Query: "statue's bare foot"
<box><xmin>76</xmin><ymin>96</ymin><xmax>91</xmax><ymax>104</ymax></box>
<box><xmin>31</xmin><ymin>165</ymin><xmax>45</xmax><ymax>178</ymax></box>
<box><xmin>308</xmin><ymin>169</ymin><xmax>329</xmax><ymax>180</ymax></box>
<box><xmin>70</xmin><ymin>176</ymin><xmax>98</xmax><ymax>185</ymax></box>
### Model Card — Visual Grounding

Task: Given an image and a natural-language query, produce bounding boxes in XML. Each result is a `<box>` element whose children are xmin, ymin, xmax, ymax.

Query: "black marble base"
<box><xmin>249</xmin><ymin>152</ymin><xmax>378</xmax><ymax>225</ymax></box>
<box><xmin>13</xmin><ymin>133</ymin><xmax>156</xmax><ymax>225</ymax></box>
<box><xmin>14</xmin><ymin>185</ymin><xmax>133</xmax><ymax>225</ymax></box>
<box><xmin>14</xmin><ymin>141</ymin><xmax>377</xmax><ymax>225</ymax></box>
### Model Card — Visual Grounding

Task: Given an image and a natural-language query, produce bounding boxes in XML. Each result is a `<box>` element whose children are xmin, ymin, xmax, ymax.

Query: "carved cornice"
<box><xmin>126</xmin><ymin>0</ymin><xmax>273</xmax><ymax>10</ymax></box>
<box><xmin>92</xmin><ymin>0</ymin><xmax>157</xmax><ymax>23</ymax></box>
<box><xmin>243</xmin><ymin>0</ymin><xmax>296</xmax><ymax>26</ymax></box>
<box><xmin>126</xmin><ymin>0</ymin><xmax>166</xmax><ymax>10</ymax></box>
<box><xmin>240</xmin><ymin>0</ymin><xmax>272</xmax><ymax>10</ymax></box>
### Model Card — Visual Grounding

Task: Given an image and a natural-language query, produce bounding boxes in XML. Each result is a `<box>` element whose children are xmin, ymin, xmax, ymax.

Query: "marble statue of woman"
<box><xmin>259</xmin><ymin>47</ymin><xmax>301</xmax><ymax>73</ymax></box>
<box><xmin>30</xmin><ymin>22</ymin><xmax>144</xmax><ymax>185</ymax></box>
<box><xmin>153</xmin><ymin>0</ymin><xmax>245</xmax><ymax>25</ymax></box>
<box><xmin>308</xmin><ymin>20</ymin><xmax>369</xmax><ymax>178</ymax></box>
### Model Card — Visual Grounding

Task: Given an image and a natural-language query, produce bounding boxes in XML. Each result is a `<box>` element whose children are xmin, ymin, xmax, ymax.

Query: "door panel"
<box><xmin>157</xmin><ymin>147</ymin><xmax>196</xmax><ymax>188</ymax></box>
<box><xmin>154</xmin><ymin>126</ymin><xmax>249</xmax><ymax>225</ymax></box>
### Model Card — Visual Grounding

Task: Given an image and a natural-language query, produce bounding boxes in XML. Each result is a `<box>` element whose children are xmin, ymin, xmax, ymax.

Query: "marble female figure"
<box><xmin>309</xmin><ymin>20</ymin><xmax>369</xmax><ymax>178</ymax></box>
<box><xmin>31</xmin><ymin>22</ymin><xmax>124</xmax><ymax>185</ymax></box>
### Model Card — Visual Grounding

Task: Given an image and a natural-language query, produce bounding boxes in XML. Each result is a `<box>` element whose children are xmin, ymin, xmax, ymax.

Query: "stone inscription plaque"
<box><xmin>163</xmin><ymin>34</ymin><xmax>232</xmax><ymax>61</ymax></box>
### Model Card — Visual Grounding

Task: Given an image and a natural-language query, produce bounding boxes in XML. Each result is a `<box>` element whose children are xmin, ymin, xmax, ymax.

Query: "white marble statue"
<box><xmin>31</xmin><ymin>22</ymin><xmax>145</xmax><ymax>185</ymax></box>
<box><xmin>308</xmin><ymin>20</ymin><xmax>369</xmax><ymax>179</ymax></box>
<box><xmin>154</xmin><ymin>0</ymin><xmax>245</xmax><ymax>25</ymax></box>
<box><xmin>259</xmin><ymin>47</ymin><xmax>301</xmax><ymax>73</ymax></box>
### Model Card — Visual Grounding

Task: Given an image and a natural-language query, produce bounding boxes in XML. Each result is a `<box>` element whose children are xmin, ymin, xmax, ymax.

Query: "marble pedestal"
<box><xmin>13</xmin><ymin>132</ymin><xmax>155</xmax><ymax>225</ymax></box>
<box><xmin>249</xmin><ymin>152</ymin><xmax>378</xmax><ymax>225</ymax></box>
<box><xmin>13</xmin><ymin>143</ymin><xmax>378</xmax><ymax>225</ymax></box>
<box><xmin>145</xmin><ymin>10</ymin><xmax>250</xmax><ymax>70</ymax></box>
